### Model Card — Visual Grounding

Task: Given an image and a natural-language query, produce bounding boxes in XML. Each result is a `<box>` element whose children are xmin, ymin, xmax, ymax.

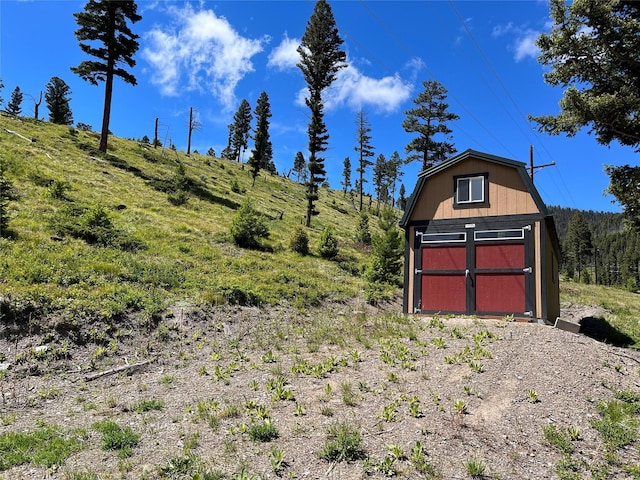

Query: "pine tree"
<box><xmin>355</xmin><ymin>109</ymin><xmax>375</xmax><ymax>211</ymax></box>
<box><xmin>386</xmin><ymin>151</ymin><xmax>403</xmax><ymax>207</ymax></box>
<box><xmin>403</xmin><ymin>80</ymin><xmax>458</xmax><ymax>170</ymax></box>
<box><xmin>0</xmin><ymin>79</ymin><xmax>4</xmax><ymax>107</ymax></box>
<box><xmin>230</xmin><ymin>99</ymin><xmax>252</xmax><ymax>162</ymax></box>
<box><xmin>297</xmin><ymin>0</ymin><xmax>346</xmax><ymax>227</ymax></box>
<box><xmin>564</xmin><ymin>211</ymin><xmax>593</xmax><ymax>281</ymax></box>
<box><xmin>6</xmin><ymin>86</ymin><xmax>23</xmax><ymax>116</ymax></box>
<box><xmin>293</xmin><ymin>152</ymin><xmax>306</xmax><ymax>183</ymax></box>
<box><xmin>71</xmin><ymin>0</ymin><xmax>141</xmax><ymax>153</ymax></box>
<box><xmin>248</xmin><ymin>92</ymin><xmax>272</xmax><ymax>186</ymax></box>
<box><xmin>398</xmin><ymin>183</ymin><xmax>407</xmax><ymax>210</ymax></box>
<box><xmin>373</xmin><ymin>153</ymin><xmax>389</xmax><ymax>210</ymax></box>
<box><xmin>341</xmin><ymin>157</ymin><xmax>352</xmax><ymax>196</ymax></box>
<box><xmin>45</xmin><ymin>77</ymin><xmax>74</xmax><ymax>125</ymax></box>
<box><xmin>354</xmin><ymin>211</ymin><xmax>371</xmax><ymax>246</ymax></box>
<box><xmin>366</xmin><ymin>207</ymin><xmax>403</xmax><ymax>284</ymax></box>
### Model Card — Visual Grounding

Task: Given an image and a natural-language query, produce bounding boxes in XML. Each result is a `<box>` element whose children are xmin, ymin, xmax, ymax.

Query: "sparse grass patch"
<box><xmin>133</xmin><ymin>398</ymin><xmax>164</xmax><ymax>413</ymax></box>
<box><xmin>247</xmin><ymin>419</ymin><xmax>279</xmax><ymax>442</ymax></box>
<box><xmin>0</xmin><ymin>424</ymin><xmax>86</xmax><ymax>471</ymax></box>
<box><xmin>92</xmin><ymin>420</ymin><xmax>139</xmax><ymax>458</ymax></box>
<box><xmin>319</xmin><ymin>422</ymin><xmax>366</xmax><ymax>463</ymax></box>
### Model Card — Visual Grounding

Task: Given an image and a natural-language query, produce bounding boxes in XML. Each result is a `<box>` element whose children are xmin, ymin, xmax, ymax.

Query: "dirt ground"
<box><xmin>1</xmin><ymin>301</ymin><xmax>639</xmax><ymax>479</ymax></box>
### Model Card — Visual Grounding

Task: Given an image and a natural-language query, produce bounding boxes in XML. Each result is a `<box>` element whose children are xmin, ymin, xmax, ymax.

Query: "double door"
<box><xmin>414</xmin><ymin>223</ymin><xmax>535</xmax><ymax>317</ymax></box>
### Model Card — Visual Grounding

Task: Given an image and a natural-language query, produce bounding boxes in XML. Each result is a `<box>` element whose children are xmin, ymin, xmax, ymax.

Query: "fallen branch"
<box><xmin>83</xmin><ymin>359</ymin><xmax>154</xmax><ymax>382</ymax></box>
<box><xmin>5</xmin><ymin>129</ymin><xmax>33</xmax><ymax>143</ymax></box>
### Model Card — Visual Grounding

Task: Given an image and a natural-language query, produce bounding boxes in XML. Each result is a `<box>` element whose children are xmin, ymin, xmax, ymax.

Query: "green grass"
<box><xmin>92</xmin><ymin>420</ymin><xmax>140</xmax><ymax>458</ymax></box>
<box><xmin>0</xmin><ymin>114</ymin><xmax>385</xmax><ymax>334</ymax></box>
<box><xmin>0</xmin><ymin>424</ymin><xmax>86</xmax><ymax>471</ymax></box>
<box><xmin>561</xmin><ymin>282</ymin><xmax>640</xmax><ymax>348</ymax></box>
<box><xmin>318</xmin><ymin>422</ymin><xmax>366</xmax><ymax>463</ymax></box>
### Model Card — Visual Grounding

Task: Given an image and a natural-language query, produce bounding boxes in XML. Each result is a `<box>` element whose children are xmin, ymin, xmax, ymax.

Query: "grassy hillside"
<box><xmin>0</xmin><ymin>114</ymin><xmax>390</xmax><ymax>332</ymax></box>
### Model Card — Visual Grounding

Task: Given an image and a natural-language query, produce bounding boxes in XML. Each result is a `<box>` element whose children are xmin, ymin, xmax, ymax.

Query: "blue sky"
<box><xmin>1</xmin><ymin>0</ymin><xmax>635</xmax><ymax>213</ymax></box>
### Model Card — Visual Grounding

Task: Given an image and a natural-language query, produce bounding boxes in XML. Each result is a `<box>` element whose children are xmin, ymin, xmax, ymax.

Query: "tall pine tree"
<box><xmin>71</xmin><ymin>0</ymin><xmax>141</xmax><ymax>153</ymax></box>
<box><xmin>403</xmin><ymin>80</ymin><xmax>458</xmax><ymax>170</ymax></box>
<box><xmin>297</xmin><ymin>0</ymin><xmax>346</xmax><ymax>227</ymax></box>
<box><xmin>248</xmin><ymin>92</ymin><xmax>273</xmax><ymax>186</ymax></box>
<box><xmin>45</xmin><ymin>77</ymin><xmax>74</xmax><ymax>125</ymax></box>
<box><xmin>230</xmin><ymin>99</ymin><xmax>252</xmax><ymax>162</ymax></box>
<box><xmin>7</xmin><ymin>86</ymin><xmax>23</xmax><ymax>116</ymax></box>
<box><xmin>341</xmin><ymin>157</ymin><xmax>351</xmax><ymax>196</ymax></box>
<box><xmin>355</xmin><ymin>109</ymin><xmax>375</xmax><ymax>211</ymax></box>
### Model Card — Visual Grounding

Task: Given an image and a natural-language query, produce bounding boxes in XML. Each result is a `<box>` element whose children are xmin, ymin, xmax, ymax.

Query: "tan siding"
<box><xmin>534</xmin><ymin>221</ymin><xmax>542</xmax><ymax>318</ymax></box>
<box><xmin>409</xmin><ymin>159</ymin><xmax>540</xmax><ymax>222</ymax></box>
<box><xmin>407</xmin><ymin>230</ymin><xmax>415</xmax><ymax>313</ymax></box>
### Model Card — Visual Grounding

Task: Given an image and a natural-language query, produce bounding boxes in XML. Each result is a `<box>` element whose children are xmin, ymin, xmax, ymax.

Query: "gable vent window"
<box><xmin>454</xmin><ymin>173</ymin><xmax>489</xmax><ymax>207</ymax></box>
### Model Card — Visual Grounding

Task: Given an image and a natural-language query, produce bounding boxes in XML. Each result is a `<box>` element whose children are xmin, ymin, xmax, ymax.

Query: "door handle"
<box><xmin>465</xmin><ymin>269</ymin><xmax>470</xmax><ymax>277</ymax></box>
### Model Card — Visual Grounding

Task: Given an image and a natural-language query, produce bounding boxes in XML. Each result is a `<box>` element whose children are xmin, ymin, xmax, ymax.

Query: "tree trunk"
<box><xmin>187</xmin><ymin>107</ymin><xmax>193</xmax><ymax>155</ymax></box>
<box><xmin>99</xmin><ymin>6</ymin><xmax>117</xmax><ymax>154</ymax></box>
<box><xmin>154</xmin><ymin>117</ymin><xmax>159</xmax><ymax>148</ymax></box>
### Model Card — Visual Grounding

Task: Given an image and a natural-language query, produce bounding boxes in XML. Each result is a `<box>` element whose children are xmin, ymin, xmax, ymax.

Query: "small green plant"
<box><xmin>340</xmin><ymin>381</ymin><xmax>358</xmax><ymax>406</ymax></box>
<box><xmin>465</xmin><ymin>457</ymin><xmax>486</xmax><ymax>478</ymax></box>
<box><xmin>269</xmin><ymin>447</ymin><xmax>286</xmax><ymax>474</ymax></box>
<box><xmin>543</xmin><ymin>424</ymin><xmax>574</xmax><ymax>454</ymax></box>
<box><xmin>247</xmin><ymin>419</ymin><xmax>279</xmax><ymax>442</ymax></box>
<box><xmin>453</xmin><ymin>399</ymin><xmax>468</xmax><ymax>414</ymax></box>
<box><xmin>469</xmin><ymin>361</ymin><xmax>484</xmax><ymax>373</ymax></box>
<box><xmin>591</xmin><ymin>399</ymin><xmax>639</xmax><ymax>449</ymax></box>
<box><xmin>133</xmin><ymin>398</ymin><xmax>164</xmax><ymax>413</ymax></box>
<box><xmin>319</xmin><ymin>422</ymin><xmax>366</xmax><ymax>463</ymax></box>
<box><xmin>527</xmin><ymin>389</ymin><xmax>539</xmax><ymax>403</ymax></box>
<box><xmin>93</xmin><ymin>420</ymin><xmax>139</xmax><ymax>458</ymax></box>
<box><xmin>431</xmin><ymin>337</ymin><xmax>446</xmax><ymax>349</ymax></box>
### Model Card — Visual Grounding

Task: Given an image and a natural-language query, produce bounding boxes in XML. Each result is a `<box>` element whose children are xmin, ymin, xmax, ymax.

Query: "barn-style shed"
<box><xmin>400</xmin><ymin>149</ymin><xmax>560</xmax><ymax>323</ymax></box>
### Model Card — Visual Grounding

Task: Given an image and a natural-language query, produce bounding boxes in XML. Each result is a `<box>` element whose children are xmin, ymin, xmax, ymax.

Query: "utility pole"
<box><xmin>529</xmin><ymin>145</ymin><xmax>555</xmax><ymax>183</ymax></box>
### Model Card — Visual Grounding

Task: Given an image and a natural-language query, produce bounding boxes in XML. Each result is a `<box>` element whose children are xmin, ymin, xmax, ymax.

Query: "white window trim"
<box><xmin>456</xmin><ymin>175</ymin><xmax>485</xmax><ymax>204</ymax></box>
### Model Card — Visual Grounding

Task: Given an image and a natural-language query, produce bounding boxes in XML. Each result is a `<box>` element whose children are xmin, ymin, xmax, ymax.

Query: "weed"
<box><xmin>133</xmin><ymin>398</ymin><xmax>164</xmax><ymax>413</ymax></box>
<box><xmin>527</xmin><ymin>389</ymin><xmax>539</xmax><ymax>403</ymax></box>
<box><xmin>453</xmin><ymin>399</ymin><xmax>468</xmax><ymax>414</ymax></box>
<box><xmin>160</xmin><ymin>375</ymin><xmax>176</xmax><ymax>386</ymax></box>
<box><xmin>469</xmin><ymin>361</ymin><xmax>484</xmax><ymax>373</ymax></box>
<box><xmin>554</xmin><ymin>455</ymin><xmax>582</xmax><ymax>480</ymax></box>
<box><xmin>321</xmin><ymin>406</ymin><xmax>335</xmax><ymax>417</ymax></box>
<box><xmin>340</xmin><ymin>381</ymin><xmax>358</xmax><ymax>406</ymax></box>
<box><xmin>92</xmin><ymin>420</ymin><xmax>140</xmax><ymax>458</ymax></box>
<box><xmin>319</xmin><ymin>422</ymin><xmax>366</xmax><ymax>463</ymax></box>
<box><xmin>542</xmin><ymin>424</ymin><xmax>574</xmax><ymax>454</ymax></box>
<box><xmin>381</xmin><ymin>401</ymin><xmax>398</xmax><ymax>422</ymax></box>
<box><xmin>294</xmin><ymin>403</ymin><xmax>305</xmax><ymax>416</ymax></box>
<box><xmin>591</xmin><ymin>399</ymin><xmax>639</xmax><ymax>449</ymax></box>
<box><xmin>270</xmin><ymin>447</ymin><xmax>287</xmax><ymax>473</ymax></box>
<box><xmin>375</xmin><ymin>455</ymin><xmax>397</xmax><ymax>476</ymax></box>
<box><xmin>247</xmin><ymin>419</ymin><xmax>279</xmax><ymax>442</ymax></box>
<box><xmin>431</xmin><ymin>337</ymin><xmax>446</xmax><ymax>349</ymax></box>
<box><xmin>464</xmin><ymin>457</ymin><xmax>486</xmax><ymax>478</ymax></box>
<box><xmin>408</xmin><ymin>396</ymin><xmax>424</xmax><ymax>418</ymax></box>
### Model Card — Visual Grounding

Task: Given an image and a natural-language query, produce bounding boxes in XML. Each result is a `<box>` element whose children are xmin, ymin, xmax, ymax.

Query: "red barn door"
<box><xmin>415</xmin><ymin>226</ymin><xmax>533</xmax><ymax>317</ymax></box>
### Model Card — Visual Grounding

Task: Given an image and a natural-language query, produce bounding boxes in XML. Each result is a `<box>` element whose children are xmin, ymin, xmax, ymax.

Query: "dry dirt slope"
<box><xmin>1</xmin><ymin>303</ymin><xmax>640</xmax><ymax>479</ymax></box>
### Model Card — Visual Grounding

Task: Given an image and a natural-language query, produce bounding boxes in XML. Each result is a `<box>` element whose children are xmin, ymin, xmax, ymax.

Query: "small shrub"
<box><xmin>230</xmin><ymin>199</ymin><xmax>269</xmax><ymax>249</ymax></box>
<box><xmin>318</xmin><ymin>225</ymin><xmax>339</xmax><ymax>259</ymax></box>
<box><xmin>47</xmin><ymin>179</ymin><xmax>71</xmax><ymax>200</ymax></box>
<box><xmin>319</xmin><ymin>422</ymin><xmax>366</xmax><ymax>462</ymax></box>
<box><xmin>289</xmin><ymin>225</ymin><xmax>309</xmax><ymax>255</ymax></box>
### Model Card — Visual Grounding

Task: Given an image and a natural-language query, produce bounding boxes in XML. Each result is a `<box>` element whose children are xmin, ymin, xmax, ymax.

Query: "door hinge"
<box><xmin>413</xmin><ymin>307</ymin><xmax>421</xmax><ymax>314</ymax></box>
<box><xmin>523</xmin><ymin>267</ymin><xmax>532</xmax><ymax>273</ymax></box>
<box><xmin>523</xmin><ymin>225</ymin><xmax>532</xmax><ymax>231</ymax></box>
<box><xmin>415</xmin><ymin>231</ymin><xmax>423</xmax><ymax>237</ymax></box>
<box><xmin>415</xmin><ymin>268</ymin><xmax>422</xmax><ymax>275</ymax></box>
<box><xmin>524</xmin><ymin>311</ymin><xmax>533</xmax><ymax>317</ymax></box>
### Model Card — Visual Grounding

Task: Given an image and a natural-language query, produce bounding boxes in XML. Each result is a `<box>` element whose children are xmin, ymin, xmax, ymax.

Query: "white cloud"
<box><xmin>295</xmin><ymin>64</ymin><xmax>412</xmax><ymax>114</ymax></box>
<box><xmin>514</xmin><ymin>31</ymin><xmax>540</xmax><ymax>62</ymax></box>
<box><xmin>267</xmin><ymin>35</ymin><xmax>300</xmax><ymax>71</ymax></box>
<box><xmin>142</xmin><ymin>4</ymin><xmax>266</xmax><ymax>110</ymax></box>
<box><xmin>492</xmin><ymin>22</ymin><xmax>541</xmax><ymax>62</ymax></box>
